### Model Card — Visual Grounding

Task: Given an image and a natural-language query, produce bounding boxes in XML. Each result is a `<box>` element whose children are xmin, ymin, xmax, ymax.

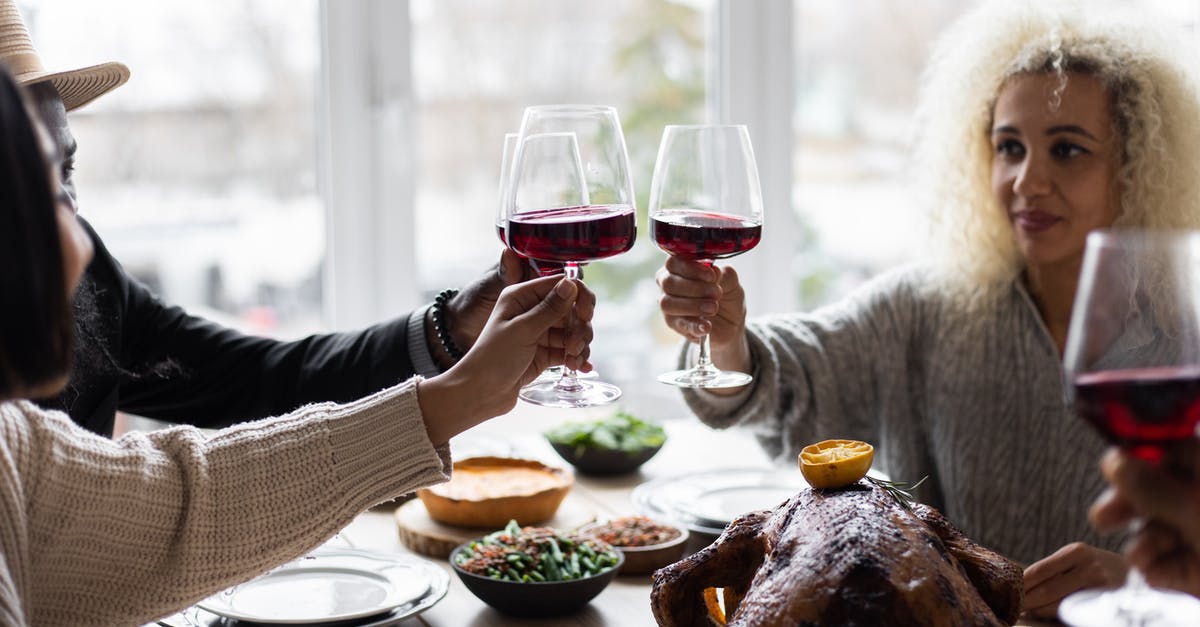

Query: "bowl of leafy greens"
<box><xmin>544</xmin><ymin>410</ymin><xmax>667</xmax><ymax>476</ymax></box>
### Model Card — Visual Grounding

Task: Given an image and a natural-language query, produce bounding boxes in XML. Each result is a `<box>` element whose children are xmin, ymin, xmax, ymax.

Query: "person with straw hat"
<box><xmin>0</xmin><ymin>0</ymin><xmax>585</xmax><ymax>438</ymax></box>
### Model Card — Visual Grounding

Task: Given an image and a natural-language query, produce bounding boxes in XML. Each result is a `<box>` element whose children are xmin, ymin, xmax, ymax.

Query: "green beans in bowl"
<box><xmin>450</xmin><ymin>520</ymin><xmax>624</xmax><ymax>616</ymax></box>
<box><xmin>544</xmin><ymin>410</ymin><xmax>667</xmax><ymax>475</ymax></box>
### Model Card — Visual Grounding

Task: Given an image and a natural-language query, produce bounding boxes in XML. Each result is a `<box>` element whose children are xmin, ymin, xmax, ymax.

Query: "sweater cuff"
<box><xmin>323</xmin><ymin>377</ymin><xmax>450</xmax><ymax>510</ymax></box>
<box><xmin>406</xmin><ymin>304</ymin><xmax>442</xmax><ymax>377</ymax></box>
<box><xmin>679</xmin><ymin>334</ymin><xmax>760</xmax><ymax>428</ymax></box>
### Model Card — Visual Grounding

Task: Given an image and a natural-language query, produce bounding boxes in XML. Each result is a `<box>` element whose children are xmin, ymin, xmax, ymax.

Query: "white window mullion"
<box><xmin>319</xmin><ymin>0</ymin><xmax>418</xmax><ymax>329</ymax></box>
<box><xmin>711</xmin><ymin>0</ymin><xmax>796</xmax><ymax>316</ymax></box>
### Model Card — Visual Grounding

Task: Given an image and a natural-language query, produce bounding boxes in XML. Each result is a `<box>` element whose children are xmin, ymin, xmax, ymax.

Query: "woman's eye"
<box><xmin>1051</xmin><ymin>142</ymin><xmax>1087</xmax><ymax>159</ymax></box>
<box><xmin>995</xmin><ymin>139</ymin><xmax>1024</xmax><ymax>158</ymax></box>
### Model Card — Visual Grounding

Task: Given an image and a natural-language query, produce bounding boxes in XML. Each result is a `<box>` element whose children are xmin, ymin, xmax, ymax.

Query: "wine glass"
<box><xmin>493</xmin><ymin>131</ymin><xmax>595</xmax><ymax>383</ymax></box>
<box><xmin>496</xmin><ymin>132</ymin><xmax>566</xmax><ymax>278</ymax></box>
<box><xmin>1059</xmin><ymin>229</ymin><xmax>1200</xmax><ymax>626</ymax></box>
<box><xmin>504</xmin><ymin>105</ymin><xmax>637</xmax><ymax>408</ymax></box>
<box><xmin>649</xmin><ymin>124</ymin><xmax>763</xmax><ymax>388</ymax></box>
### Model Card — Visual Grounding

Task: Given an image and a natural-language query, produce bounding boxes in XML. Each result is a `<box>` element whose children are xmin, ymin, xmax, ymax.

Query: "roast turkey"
<box><xmin>650</xmin><ymin>481</ymin><xmax>1023</xmax><ymax>626</ymax></box>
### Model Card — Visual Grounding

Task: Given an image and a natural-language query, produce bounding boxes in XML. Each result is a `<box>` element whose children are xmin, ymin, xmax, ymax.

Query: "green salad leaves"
<box><xmin>544</xmin><ymin>410</ymin><xmax>667</xmax><ymax>454</ymax></box>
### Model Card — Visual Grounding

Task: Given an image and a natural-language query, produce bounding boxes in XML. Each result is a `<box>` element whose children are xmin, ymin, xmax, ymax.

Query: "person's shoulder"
<box><xmin>0</xmin><ymin>400</ymin><xmax>67</xmax><ymax>439</ymax></box>
<box><xmin>854</xmin><ymin>261</ymin><xmax>953</xmax><ymax>302</ymax></box>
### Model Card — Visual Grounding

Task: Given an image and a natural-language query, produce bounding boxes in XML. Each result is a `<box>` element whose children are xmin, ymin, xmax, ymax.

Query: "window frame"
<box><xmin>318</xmin><ymin>0</ymin><xmax>795</xmax><ymax>326</ymax></box>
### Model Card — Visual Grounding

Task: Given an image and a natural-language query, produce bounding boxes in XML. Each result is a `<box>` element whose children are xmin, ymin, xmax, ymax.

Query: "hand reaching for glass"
<box><xmin>419</xmin><ymin>275</ymin><xmax>594</xmax><ymax>443</ymax></box>
<box><xmin>434</xmin><ymin>249</ymin><xmax>549</xmax><ymax>360</ymax></box>
<box><xmin>655</xmin><ymin>255</ymin><xmax>753</xmax><ymax>388</ymax></box>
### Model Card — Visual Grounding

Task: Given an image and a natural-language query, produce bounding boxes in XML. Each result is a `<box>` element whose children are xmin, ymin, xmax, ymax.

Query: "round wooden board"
<box><xmin>395</xmin><ymin>493</ymin><xmax>598</xmax><ymax>559</ymax></box>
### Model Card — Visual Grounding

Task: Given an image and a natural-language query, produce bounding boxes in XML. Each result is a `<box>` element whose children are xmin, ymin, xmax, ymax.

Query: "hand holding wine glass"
<box><xmin>1059</xmin><ymin>229</ymin><xmax>1200</xmax><ymax>626</ymax></box>
<box><xmin>504</xmin><ymin>105</ymin><xmax>637</xmax><ymax>408</ymax></box>
<box><xmin>1091</xmin><ymin>442</ymin><xmax>1200</xmax><ymax>598</ymax></box>
<box><xmin>650</xmin><ymin>124</ymin><xmax>763</xmax><ymax>388</ymax></box>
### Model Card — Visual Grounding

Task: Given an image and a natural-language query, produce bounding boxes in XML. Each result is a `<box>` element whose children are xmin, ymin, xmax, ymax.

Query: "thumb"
<box><xmin>499</xmin><ymin>248</ymin><xmax>527</xmax><ymax>286</ymax></box>
<box><xmin>513</xmin><ymin>278</ymin><xmax>578</xmax><ymax>330</ymax></box>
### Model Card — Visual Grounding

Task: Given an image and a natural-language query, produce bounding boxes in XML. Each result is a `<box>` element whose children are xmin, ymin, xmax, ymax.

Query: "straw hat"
<box><xmin>0</xmin><ymin>0</ymin><xmax>128</xmax><ymax>111</ymax></box>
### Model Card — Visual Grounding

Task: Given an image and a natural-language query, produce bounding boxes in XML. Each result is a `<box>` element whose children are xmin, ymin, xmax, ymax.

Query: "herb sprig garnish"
<box><xmin>866</xmin><ymin>475</ymin><xmax>928</xmax><ymax>511</ymax></box>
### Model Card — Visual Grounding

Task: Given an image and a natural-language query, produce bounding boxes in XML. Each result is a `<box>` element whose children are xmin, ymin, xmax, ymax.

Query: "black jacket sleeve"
<box><xmin>54</xmin><ymin>219</ymin><xmax>420</xmax><ymax>433</ymax></box>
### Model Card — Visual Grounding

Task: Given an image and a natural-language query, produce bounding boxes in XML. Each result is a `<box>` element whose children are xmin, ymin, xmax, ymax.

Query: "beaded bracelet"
<box><xmin>431</xmin><ymin>289</ymin><xmax>465</xmax><ymax>362</ymax></box>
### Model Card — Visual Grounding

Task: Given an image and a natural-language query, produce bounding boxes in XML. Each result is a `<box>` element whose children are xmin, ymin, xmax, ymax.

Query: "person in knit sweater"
<box><xmin>0</xmin><ymin>67</ymin><xmax>591</xmax><ymax>627</ymax></box>
<box><xmin>655</xmin><ymin>1</ymin><xmax>1200</xmax><ymax>620</ymax></box>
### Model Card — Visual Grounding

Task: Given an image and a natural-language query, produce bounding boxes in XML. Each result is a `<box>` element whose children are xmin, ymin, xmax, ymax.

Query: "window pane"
<box><xmin>412</xmin><ymin>0</ymin><xmax>710</xmax><ymax>415</ymax></box>
<box><xmin>22</xmin><ymin>0</ymin><xmax>324</xmax><ymax>337</ymax></box>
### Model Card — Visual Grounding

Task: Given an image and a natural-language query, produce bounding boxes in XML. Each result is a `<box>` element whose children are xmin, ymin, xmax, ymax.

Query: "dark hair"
<box><xmin>0</xmin><ymin>67</ymin><xmax>73</xmax><ymax>397</ymax></box>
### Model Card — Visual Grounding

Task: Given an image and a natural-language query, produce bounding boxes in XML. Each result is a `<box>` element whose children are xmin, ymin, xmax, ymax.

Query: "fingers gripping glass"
<box><xmin>1058</xmin><ymin>230</ymin><xmax>1200</xmax><ymax>626</ymax></box>
<box><xmin>649</xmin><ymin>125</ymin><xmax>763</xmax><ymax>389</ymax></box>
<box><xmin>504</xmin><ymin>105</ymin><xmax>637</xmax><ymax>408</ymax></box>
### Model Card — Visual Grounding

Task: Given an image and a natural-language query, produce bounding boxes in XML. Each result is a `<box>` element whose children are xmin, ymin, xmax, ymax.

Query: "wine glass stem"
<box><xmin>696</xmin><ymin>333</ymin><xmax>717</xmax><ymax>371</ymax></box>
<box><xmin>1117</xmin><ymin>518</ymin><xmax>1161</xmax><ymax>624</ymax></box>
<box><xmin>692</xmin><ymin>259</ymin><xmax>721</xmax><ymax>378</ymax></box>
<box><xmin>553</xmin><ymin>262</ymin><xmax>584</xmax><ymax>394</ymax></box>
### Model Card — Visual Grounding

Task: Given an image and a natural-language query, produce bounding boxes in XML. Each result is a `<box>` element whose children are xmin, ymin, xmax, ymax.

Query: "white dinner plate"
<box><xmin>632</xmin><ymin>467</ymin><xmax>807</xmax><ymax>536</ymax></box>
<box><xmin>195</xmin><ymin>548</ymin><xmax>447</xmax><ymax>625</ymax></box>
<box><xmin>688</xmin><ymin>485</ymin><xmax>799</xmax><ymax>527</ymax></box>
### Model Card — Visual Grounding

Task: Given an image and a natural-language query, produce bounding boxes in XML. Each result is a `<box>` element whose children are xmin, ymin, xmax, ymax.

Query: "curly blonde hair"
<box><xmin>914</xmin><ymin>0</ymin><xmax>1200</xmax><ymax>297</ymax></box>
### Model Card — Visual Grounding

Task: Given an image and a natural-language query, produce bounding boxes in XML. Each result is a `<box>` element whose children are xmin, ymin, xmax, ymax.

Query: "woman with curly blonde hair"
<box><xmin>656</xmin><ymin>1</ymin><xmax>1200</xmax><ymax>618</ymax></box>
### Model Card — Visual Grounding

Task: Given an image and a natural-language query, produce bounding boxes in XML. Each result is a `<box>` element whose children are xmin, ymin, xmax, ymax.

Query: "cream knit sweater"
<box><xmin>0</xmin><ymin>378</ymin><xmax>450</xmax><ymax>627</ymax></box>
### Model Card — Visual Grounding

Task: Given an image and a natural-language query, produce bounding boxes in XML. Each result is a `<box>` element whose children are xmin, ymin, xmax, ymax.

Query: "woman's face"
<box><xmin>991</xmin><ymin>72</ymin><xmax>1122</xmax><ymax>270</ymax></box>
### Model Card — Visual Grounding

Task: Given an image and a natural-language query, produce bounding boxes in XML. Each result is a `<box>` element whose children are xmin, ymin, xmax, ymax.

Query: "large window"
<box><xmin>21</xmin><ymin>0</ymin><xmax>324</xmax><ymax>337</ymax></box>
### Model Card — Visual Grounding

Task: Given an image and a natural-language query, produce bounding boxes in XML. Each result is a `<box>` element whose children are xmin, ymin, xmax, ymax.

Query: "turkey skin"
<box><xmin>650</xmin><ymin>481</ymin><xmax>1022</xmax><ymax>626</ymax></box>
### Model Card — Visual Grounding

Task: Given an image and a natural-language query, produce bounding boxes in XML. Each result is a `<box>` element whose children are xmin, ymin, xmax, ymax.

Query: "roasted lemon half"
<box><xmin>799</xmin><ymin>439</ymin><xmax>875</xmax><ymax>489</ymax></box>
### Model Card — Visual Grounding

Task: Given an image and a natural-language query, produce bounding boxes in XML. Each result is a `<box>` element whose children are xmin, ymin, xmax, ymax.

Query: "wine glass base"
<box><xmin>1060</xmin><ymin>586</ymin><xmax>1200</xmax><ymax>626</ymax></box>
<box><xmin>657</xmin><ymin>367</ymin><xmax>752</xmax><ymax>389</ymax></box>
<box><xmin>519</xmin><ymin>378</ymin><xmax>621</xmax><ymax>408</ymax></box>
<box><xmin>534</xmin><ymin>366</ymin><xmax>599</xmax><ymax>383</ymax></box>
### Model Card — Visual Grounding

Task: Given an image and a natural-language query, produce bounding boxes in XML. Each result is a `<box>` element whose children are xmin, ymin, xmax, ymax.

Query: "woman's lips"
<box><xmin>1012</xmin><ymin>209</ymin><xmax>1062</xmax><ymax>233</ymax></box>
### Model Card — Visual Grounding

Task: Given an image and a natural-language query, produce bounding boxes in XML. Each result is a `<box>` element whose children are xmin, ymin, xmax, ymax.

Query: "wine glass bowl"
<box><xmin>497</xmin><ymin>131</ymin><xmax>572</xmax><ymax>277</ymax></box>
<box><xmin>1059</xmin><ymin>229</ymin><xmax>1200</xmax><ymax>626</ymax></box>
<box><xmin>649</xmin><ymin>124</ymin><xmax>763</xmax><ymax>388</ymax></box>
<box><xmin>504</xmin><ymin>105</ymin><xmax>637</xmax><ymax>408</ymax></box>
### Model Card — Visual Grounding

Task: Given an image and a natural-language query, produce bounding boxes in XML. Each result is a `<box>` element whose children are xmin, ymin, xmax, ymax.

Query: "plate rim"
<box><xmin>195</xmin><ymin>548</ymin><xmax>446</xmax><ymax>625</ymax></box>
<box><xmin>632</xmin><ymin>467</ymin><xmax>804</xmax><ymax>535</ymax></box>
<box><xmin>686</xmin><ymin>484</ymin><xmax>799</xmax><ymax>527</ymax></box>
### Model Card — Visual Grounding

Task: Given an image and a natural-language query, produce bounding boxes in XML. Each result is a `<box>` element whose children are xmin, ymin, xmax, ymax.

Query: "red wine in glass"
<box><xmin>1073</xmin><ymin>366</ymin><xmax>1200</xmax><ymax>465</ymax></box>
<box><xmin>651</xmin><ymin>210</ymin><xmax>762</xmax><ymax>261</ymax></box>
<box><xmin>507</xmin><ymin>205</ymin><xmax>636</xmax><ymax>263</ymax></box>
<box><xmin>496</xmin><ymin>223</ymin><xmax>566</xmax><ymax>276</ymax></box>
<box><xmin>1058</xmin><ymin>230</ymin><xmax>1200</xmax><ymax>625</ymax></box>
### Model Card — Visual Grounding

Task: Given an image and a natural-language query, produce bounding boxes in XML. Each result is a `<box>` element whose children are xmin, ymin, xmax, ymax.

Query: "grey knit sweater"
<box><xmin>682</xmin><ymin>264</ymin><xmax>1121</xmax><ymax>566</ymax></box>
<box><xmin>0</xmin><ymin>379</ymin><xmax>450</xmax><ymax>627</ymax></box>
